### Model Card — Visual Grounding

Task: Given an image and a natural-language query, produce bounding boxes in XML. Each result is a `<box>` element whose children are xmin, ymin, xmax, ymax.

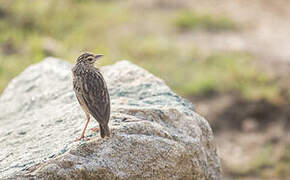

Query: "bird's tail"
<box><xmin>100</xmin><ymin>124</ymin><xmax>110</xmax><ymax>138</ymax></box>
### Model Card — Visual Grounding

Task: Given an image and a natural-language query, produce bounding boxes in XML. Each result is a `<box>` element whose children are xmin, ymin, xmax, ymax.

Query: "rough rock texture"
<box><xmin>0</xmin><ymin>58</ymin><xmax>221</xmax><ymax>179</ymax></box>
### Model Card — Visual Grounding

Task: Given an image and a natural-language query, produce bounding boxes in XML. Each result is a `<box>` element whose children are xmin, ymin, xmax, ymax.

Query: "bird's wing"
<box><xmin>81</xmin><ymin>69</ymin><xmax>110</xmax><ymax>123</ymax></box>
<box><xmin>73</xmin><ymin>75</ymin><xmax>90</xmax><ymax>113</ymax></box>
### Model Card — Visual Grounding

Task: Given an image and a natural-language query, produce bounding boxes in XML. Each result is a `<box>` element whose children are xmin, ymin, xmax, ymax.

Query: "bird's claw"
<box><xmin>90</xmin><ymin>127</ymin><xmax>100</xmax><ymax>132</ymax></box>
<box><xmin>74</xmin><ymin>136</ymin><xmax>85</xmax><ymax>142</ymax></box>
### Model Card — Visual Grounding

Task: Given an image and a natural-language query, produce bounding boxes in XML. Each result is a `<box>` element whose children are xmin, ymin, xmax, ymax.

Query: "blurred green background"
<box><xmin>0</xmin><ymin>0</ymin><xmax>290</xmax><ymax>179</ymax></box>
<box><xmin>0</xmin><ymin>0</ymin><xmax>280</xmax><ymax>99</ymax></box>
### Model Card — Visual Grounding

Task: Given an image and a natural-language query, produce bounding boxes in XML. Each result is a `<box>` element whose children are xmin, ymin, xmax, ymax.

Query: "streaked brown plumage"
<box><xmin>72</xmin><ymin>52</ymin><xmax>110</xmax><ymax>140</ymax></box>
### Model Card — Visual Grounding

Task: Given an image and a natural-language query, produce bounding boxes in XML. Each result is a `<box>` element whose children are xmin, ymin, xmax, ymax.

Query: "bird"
<box><xmin>72</xmin><ymin>52</ymin><xmax>110</xmax><ymax>140</ymax></box>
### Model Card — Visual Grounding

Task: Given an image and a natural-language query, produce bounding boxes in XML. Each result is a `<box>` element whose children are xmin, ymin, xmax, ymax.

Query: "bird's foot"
<box><xmin>90</xmin><ymin>127</ymin><xmax>99</xmax><ymax>132</ymax></box>
<box><xmin>74</xmin><ymin>136</ymin><xmax>85</xmax><ymax>142</ymax></box>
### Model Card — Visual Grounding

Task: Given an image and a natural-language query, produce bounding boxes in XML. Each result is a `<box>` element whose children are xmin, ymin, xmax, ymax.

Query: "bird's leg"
<box><xmin>89</xmin><ymin>117</ymin><xmax>100</xmax><ymax>132</ymax></box>
<box><xmin>75</xmin><ymin>113</ymin><xmax>90</xmax><ymax>141</ymax></box>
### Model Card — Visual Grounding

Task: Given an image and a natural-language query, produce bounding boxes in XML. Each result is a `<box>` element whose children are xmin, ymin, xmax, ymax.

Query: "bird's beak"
<box><xmin>95</xmin><ymin>54</ymin><xmax>103</xmax><ymax>60</ymax></box>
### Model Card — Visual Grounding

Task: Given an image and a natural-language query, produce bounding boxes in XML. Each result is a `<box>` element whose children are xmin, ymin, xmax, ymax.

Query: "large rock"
<box><xmin>0</xmin><ymin>58</ymin><xmax>221</xmax><ymax>179</ymax></box>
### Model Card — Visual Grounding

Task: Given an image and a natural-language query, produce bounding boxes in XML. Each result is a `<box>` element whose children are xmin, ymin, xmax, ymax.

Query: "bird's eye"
<box><xmin>87</xmin><ymin>57</ymin><xmax>93</xmax><ymax>61</ymax></box>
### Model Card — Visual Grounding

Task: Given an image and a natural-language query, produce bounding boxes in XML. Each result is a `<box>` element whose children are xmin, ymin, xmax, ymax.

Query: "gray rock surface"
<box><xmin>0</xmin><ymin>58</ymin><xmax>221</xmax><ymax>179</ymax></box>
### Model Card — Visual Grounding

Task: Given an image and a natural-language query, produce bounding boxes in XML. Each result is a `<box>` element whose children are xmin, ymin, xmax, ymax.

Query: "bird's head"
<box><xmin>76</xmin><ymin>52</ymin><xmax>103</xmax><ymax>65</ymax></box>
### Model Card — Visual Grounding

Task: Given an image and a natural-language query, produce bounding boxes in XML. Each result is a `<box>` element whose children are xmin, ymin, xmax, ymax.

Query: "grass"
<box><xmin>0</xmin><ymin>1</ymin><xmax>289</xmax><ymax>180</ymax></box>
<box><xmin>150</xmin><ymin>51</ymin><xmax>279</xmax><ymax>101</ymax></box>
<box><xmin>0</xmin><ymin>0</ymin><xmax>283</xmax><ymax>103</ymax></box>
<box><xmin>174</xmin><ymin>11</ymin><xmax>238</xmax><ymax>31</ymax></box>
